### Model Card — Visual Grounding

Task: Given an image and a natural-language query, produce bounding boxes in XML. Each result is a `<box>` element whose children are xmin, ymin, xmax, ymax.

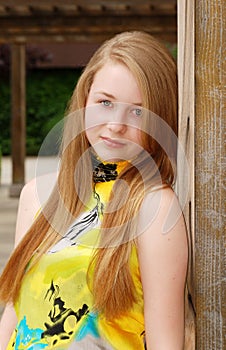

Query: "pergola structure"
<box><xmin>0</xmin><ymin>0</ymin><xmax>177</xmax><ymax>43</ymax></box>
<box><xmin>0</xmin><ymin>1</ymin><xmax>225</xmax><ymax>349</ymax></box>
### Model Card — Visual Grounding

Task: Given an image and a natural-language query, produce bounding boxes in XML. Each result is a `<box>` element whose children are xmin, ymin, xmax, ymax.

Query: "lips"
<box><xmin>100</xmin><ymin>136</ymin><xmax>126</xmax><ymax>148</ymax></box>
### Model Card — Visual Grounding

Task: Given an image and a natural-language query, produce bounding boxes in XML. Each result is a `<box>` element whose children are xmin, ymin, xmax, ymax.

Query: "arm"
<box><xmin>0</xmin><ymin>305</ymin><xmax>17</xmax><ymax>349</ymax></box>
<box><xmin>0</xmin><ymin>178</ymin><xmax>41</xmax><ymax>348</ymax></box>
<box><xmin>137</xmin><ymin>188</ymin><xmax>188</xmax><ymax>350</ymax></box>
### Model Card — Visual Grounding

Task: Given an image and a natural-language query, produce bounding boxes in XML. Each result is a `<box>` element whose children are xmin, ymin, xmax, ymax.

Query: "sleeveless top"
<box><xmin>7</xmin><ymin>159</ymin><xmax>145</xmax><ymax>349</ymax></box>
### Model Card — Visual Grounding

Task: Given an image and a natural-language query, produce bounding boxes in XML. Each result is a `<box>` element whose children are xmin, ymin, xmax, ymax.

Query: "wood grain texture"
<box><xmin>177</xmin><ymin>0</ymin><xmax>196</xmax><ymax>349</ymax></box>
<box><xmin>195</xmin><ymin>0</ymin><xmax>225</xmax><ymax>349</ymax></box>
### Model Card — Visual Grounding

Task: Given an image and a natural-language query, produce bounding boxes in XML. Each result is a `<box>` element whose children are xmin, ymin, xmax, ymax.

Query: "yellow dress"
<box><xmin>7</xmin><ymin>160</ymin><xmax>145</xmax><ymax>349</ymax></box>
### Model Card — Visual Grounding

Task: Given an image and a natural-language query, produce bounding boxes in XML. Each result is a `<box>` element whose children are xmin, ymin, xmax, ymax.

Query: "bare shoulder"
<box><xmin>15</xmin><ymin>172</ymin><xmax>56</xmax><ymax>246</ymax></box>
<box><xmin>137</xmin><ymin>188</ymin><xmax>188</xmax><ymax>271</ymax></box>
<box><xmin>19</xmin><ymin>177</ymin><xmax>38</xmax><ymax>208</ymax></box>
<box><xmin>14</xmin><ymin>178</ymin><xmax>39</xmax><ymax>246</ymax></box>
<box><xmin>137</xmin><ymin>186</ymin><xmax>186</xmax><ymax>239</ymax></box>
<box><xmin>137</xmin><ymin>186</ymin><xmax>188</xmax><ymax>270</ymax></box>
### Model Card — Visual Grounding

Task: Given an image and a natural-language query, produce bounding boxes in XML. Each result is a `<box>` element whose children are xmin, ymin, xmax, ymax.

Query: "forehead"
<box><xmin>89</xmin><ymin>62</ymin><xmax>142</xmax><ymax>104</ymax></box>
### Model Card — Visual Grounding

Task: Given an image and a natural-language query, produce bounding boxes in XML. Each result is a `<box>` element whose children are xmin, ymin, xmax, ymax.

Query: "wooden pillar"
<box><xmin>177</xmin><ymin>0</ymin><xmax>196</xmax><ymax>348</ymax></box>
<box><xmin>195</xmin><ymin>1</ymin><xmax>225</xmax><ymax>349</ymax></box>
<box><xmin>178</xmin><ymin>0</ymin><xmax>225</xmax><ymax>348</ymax></box>
<box><xmin>10</xmin><ymin>43</ymin><xmax>26</xmax><ymax>197</ymax></box>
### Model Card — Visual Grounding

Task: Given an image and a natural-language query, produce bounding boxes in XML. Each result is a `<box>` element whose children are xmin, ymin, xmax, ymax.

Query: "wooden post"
<box><xmin>178</xmin><ymin>0</ymin><xmax>225</xmax><ymax>348</ymax></box>
<box><xmin>10</xmin><ymin>43</ymin><xmax>26</xmax><ymax>197</ymax></box>
<box><xmin>177</xmin><ymin>0</ymin><xmax>196</xmax><ymax>349</ymax></box>
<box><xmin>195</xmin><ymin>1</ymin><xmax>225</xmax><ymax>349</ymax></box>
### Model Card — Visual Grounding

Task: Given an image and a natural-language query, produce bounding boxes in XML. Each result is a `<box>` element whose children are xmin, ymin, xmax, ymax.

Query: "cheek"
<box><xmin>85</xmin><ymin>127</ymin><xmax>94</xmax><ymax>144</ymax></box>
<box><xmin>129</xmin><ymin>128</ymin><xmax>143</xmax><ymax>146</ymax></box>
<box><xmin>84</xmin><ymin>107</ymin><xmax>96</xmax><ymax>141</ymax></box>
<box><xmin>85</xmin><ymin>124</ymin><xmax>101</xmax><ymax>146</ymax></box>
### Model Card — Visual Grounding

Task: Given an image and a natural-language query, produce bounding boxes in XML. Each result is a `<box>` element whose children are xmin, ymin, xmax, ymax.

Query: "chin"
<box><xmin>92</xmin><ymin>146</ymin><xmax>142</xmax><ymax>163</ymax></box>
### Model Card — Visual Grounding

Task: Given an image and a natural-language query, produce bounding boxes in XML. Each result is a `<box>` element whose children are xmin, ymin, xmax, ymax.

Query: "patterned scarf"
<box><xmin>91</xmin><ymin>152</ymin><xmax>119</xmax><ymax>183</ymax></box>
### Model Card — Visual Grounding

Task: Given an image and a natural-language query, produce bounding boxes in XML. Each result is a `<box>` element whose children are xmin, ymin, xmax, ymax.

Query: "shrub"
<box><xmin>0</xmin><ymin>68</ymin><xmax>81</xmax><ymax>155</ymax></box>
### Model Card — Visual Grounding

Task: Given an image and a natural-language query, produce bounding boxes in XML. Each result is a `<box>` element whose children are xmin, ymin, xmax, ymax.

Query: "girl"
<box><xmin>0</xmin><ymin>31</ymin><xmax>188</xmax><ymax>349</ymax></box>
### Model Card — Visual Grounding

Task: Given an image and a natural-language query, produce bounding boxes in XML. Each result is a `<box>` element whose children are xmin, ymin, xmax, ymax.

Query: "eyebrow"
<box><xmin>95</xmin><ymin>91</ymin><xmax>116</xmax><ymax>99</ymax></box>
<box><xmin>95</xmin><ymin>91</ymin><xmax>142</xmax><ymax>106</ymax></box>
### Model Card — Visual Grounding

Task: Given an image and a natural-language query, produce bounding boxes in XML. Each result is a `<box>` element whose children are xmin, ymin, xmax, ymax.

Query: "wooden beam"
<box><xmin>0</xmin><ymin>1</ymin><xmax>177</xmax><ymax>44</ymax></box>
<box><xmin>0</xmin><ymin>1</ymin><xmax>176</xmax><ymax>17</ymax></box>
<box><xmin>0</xmin><ymin>15</ymin><xmax>177</xmax><ymax>44</ymax></box>
<box><xmin>195</xmin><ymin>0</ymin><xmax>225</xmax><ymax>349</ymax></box>
<box><xmin>10</xmin><ymin>43</ymin><xmax>26</xmax><ymax>197</ymax></box>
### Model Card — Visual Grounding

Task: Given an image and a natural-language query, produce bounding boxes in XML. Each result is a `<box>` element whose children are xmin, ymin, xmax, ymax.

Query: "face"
<box><xmin>85</xmin><ymin>62</ymin><xmax>143</xmax><ymax>162</ymax></box>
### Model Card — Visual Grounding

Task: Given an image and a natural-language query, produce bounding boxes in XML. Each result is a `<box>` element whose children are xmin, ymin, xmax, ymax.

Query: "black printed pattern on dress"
<box><xmin>48</xmin><ymin>204</ymin><xmax>101</xmax><ymax>253</ymax></box>
<box><xmin>42</xmin><ymin>281</ymin><xmax>89</xmax><ymax>344</ymax></box>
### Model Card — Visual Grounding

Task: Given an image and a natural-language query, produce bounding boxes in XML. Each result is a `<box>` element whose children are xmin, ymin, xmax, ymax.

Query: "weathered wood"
<box><xmin>177</xmin><ymin>0</ymin><xmax>195</xmax><ymax>289</ymax></box>
<box><xmin>10</xmin><ymin>43</ymin><xmax>26</xmax><ymax>197</ymax></box>
<box><xmin>195</xmin><ymin>0</ymin><xmax>225</xmax><ymax>349</ymax></box>
<box><xmin>177</xmin><ymin>0</ymin><xmax>196</xmax><ymax>348</ymax></box>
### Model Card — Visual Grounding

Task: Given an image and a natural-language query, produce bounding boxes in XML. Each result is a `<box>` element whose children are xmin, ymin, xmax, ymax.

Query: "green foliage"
<box><xmin>165</xmin><ymin>43</ymin><xmax>177</xmax><ymax>60</ymax></box>
<box><xmin>0</xmin><ymin>68</ymin><xmax>81</xmax><ymax>155</ymax></box>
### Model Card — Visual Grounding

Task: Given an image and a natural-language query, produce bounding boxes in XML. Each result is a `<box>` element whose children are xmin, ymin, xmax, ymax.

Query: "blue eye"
<box><xmin>101</xmin><ymin>100</ymin><xmax>113</xmax><ymax>108</ymax></box>
<box><xmin>133</xmin><ymin>108</ymin><xmax>142</xmax><ymax>117</ymax></box>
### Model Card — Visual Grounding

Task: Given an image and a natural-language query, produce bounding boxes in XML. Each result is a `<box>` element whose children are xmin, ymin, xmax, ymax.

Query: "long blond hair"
<box><xmin>0</xmin><ymin>31</ymin><xmax>177</xmax><ymax>317</ymax></box>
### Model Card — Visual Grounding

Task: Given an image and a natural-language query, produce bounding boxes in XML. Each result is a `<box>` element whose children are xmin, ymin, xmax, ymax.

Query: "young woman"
<box><xmin>0</xmin><ymin>31</ymin><xmax>188</xmax><ymax>349</ymax></box>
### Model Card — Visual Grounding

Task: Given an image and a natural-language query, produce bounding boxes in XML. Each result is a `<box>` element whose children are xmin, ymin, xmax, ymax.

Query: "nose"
<box><xmin>106</xmin><ymin>121</ymin><xmax>126</xmax><ymax>133</ymax></box>
<box><xmin>106</xmin><ymin>107</ymin><xmax>127</xmax><ymax>133</ymax></box>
